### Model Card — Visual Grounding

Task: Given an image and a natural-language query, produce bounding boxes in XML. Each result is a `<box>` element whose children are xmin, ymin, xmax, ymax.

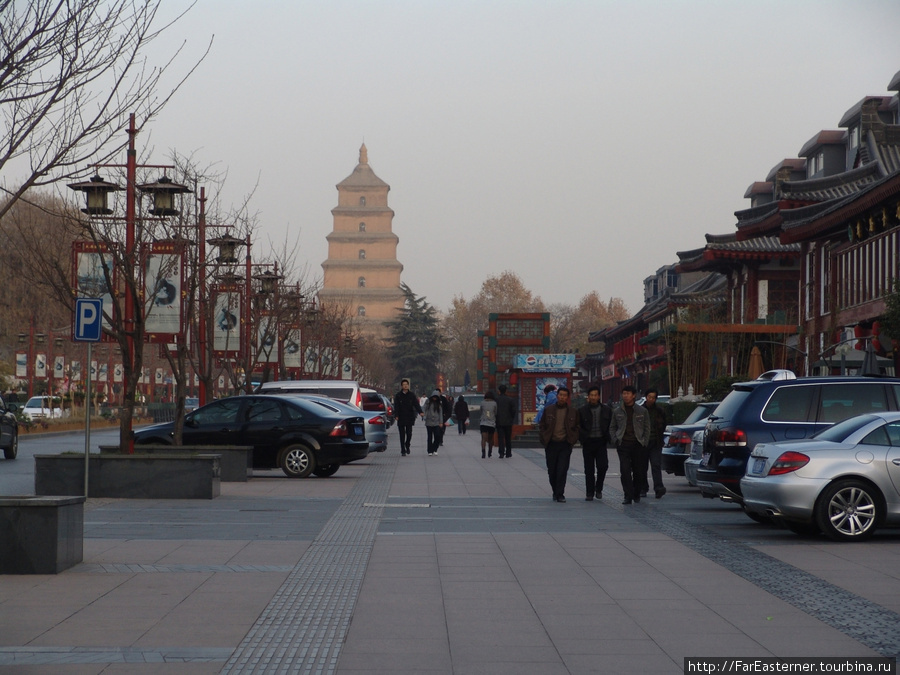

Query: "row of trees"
<box><xmin>387</xmin><ymin>271</ymin><xmax>630</xmax><ymax>392</ymax></box>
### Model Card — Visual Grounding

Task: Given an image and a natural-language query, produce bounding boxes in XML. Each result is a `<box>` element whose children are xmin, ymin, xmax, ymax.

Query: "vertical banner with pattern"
<box><xmin>212</xmin><ymin>287</ymin><xmax>242</xmax><ymax>356</ymax></box>
<box><xmin>72</xmin><ymin>241</ymin><xmax>115</xmax><ymax>336</ymax></box>
<box><xmin>143</xmin><ymin>242</ymin><xmax>185</xmax><ymax>342</ymax></box>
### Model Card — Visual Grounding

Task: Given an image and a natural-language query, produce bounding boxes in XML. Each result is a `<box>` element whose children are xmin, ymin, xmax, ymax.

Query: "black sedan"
<box><xmin>133</xmin><ymin>395</ymin><xmax>369</xmax><ymax>478</ymax></box>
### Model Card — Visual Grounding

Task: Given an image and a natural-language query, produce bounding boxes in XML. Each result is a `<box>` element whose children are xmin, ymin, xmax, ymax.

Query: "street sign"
<box><xmin>74</xmin><ymin>298</ymin><xmax>103</xmax><ymax>342</ymax></box>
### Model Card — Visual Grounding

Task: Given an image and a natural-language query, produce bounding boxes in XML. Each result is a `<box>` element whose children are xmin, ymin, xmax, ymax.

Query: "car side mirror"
<box><xmin>186</xmin><ymin>416</ymin><xmax>199</xmax><ymax>428</ymax></box>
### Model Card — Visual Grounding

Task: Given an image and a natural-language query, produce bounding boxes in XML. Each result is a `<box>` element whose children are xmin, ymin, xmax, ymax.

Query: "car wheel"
<box><xmin>3</xmin><ymin>431</ymin><xmax>17</xmax><ymax>460</ymax></box>
<box><xmin>815</xmin><ymin>479</ymin><xmax>882</xmax><ymax>542</ymax></box>
<box><xmin>783</xmin><ymin>519</ymin><xmax>819</xmax><ymax>536</ymax></box>
<box><xmin>312</xmin><ymin>464</ymin><xmax>340</xmax><ymax>477</ymax></box>
<box><xmin>278</xmin><ymin>444</ymin><xmax>315</xmax><ymax>478</ymax></box>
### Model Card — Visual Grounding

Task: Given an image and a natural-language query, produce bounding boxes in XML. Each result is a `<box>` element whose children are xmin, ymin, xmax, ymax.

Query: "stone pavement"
<box><xmin>2</xmin><ymin>424</ymin><xmax>900</xmax><ymax>674</ymax></box>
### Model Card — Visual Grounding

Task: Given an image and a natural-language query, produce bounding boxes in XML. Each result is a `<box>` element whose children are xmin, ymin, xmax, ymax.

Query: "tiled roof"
<box><xmin>779</xmin><ymin>161</ymin><xmax>881</xmax><ymax>201</ymax></box>
<box><xmin>838</xmin><ymin>96</ymin><xmax>893</xmax><ymax>127</ymax></box>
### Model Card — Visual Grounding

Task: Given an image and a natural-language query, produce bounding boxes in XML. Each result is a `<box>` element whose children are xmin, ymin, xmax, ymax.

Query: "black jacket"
<box><xmin>393</xmin><ymin>389</ymin><xmax>423</xmax><ymax>425</ymax></box>
<box><xmin>577</xmin><ymin>402</ymin><xmax>612</xmax><ymax>446</ymax></box>
<box><xmin>496</xmin><ymin>393</ymin><xmax>517</xmax><ymax>426</ymax></box>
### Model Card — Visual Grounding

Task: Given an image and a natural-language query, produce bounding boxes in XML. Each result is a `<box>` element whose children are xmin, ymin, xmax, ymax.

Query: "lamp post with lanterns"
<box><xmin>67</xmin><ymin>113</ymin><xmax>191</xmax><ymax>451</ymax></box>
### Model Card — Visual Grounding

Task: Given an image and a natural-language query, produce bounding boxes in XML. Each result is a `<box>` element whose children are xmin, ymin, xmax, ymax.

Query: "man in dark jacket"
<box><xmin>642</xmin><ymin>388</ymin><xmax>671</xmax><ymax>498</ymax></box>
<box><xmin>393</xmin><ymin>379</ymin><xmax>423</xmax><ymax>456</ymax></box>
<box><xmin>538</xmin><ymin>386</ymin><xmax>580</xmax><ymax>503</ymax></box>
<box><xmin>578</xmin><ymin>384</ymin><xmax>612</xmax><ymax>501</ymax></box>
<box><xmin>495</xmin><ymin>384</ymin><xmax>517</xmax><ymax>458</ymax></box>
<box><xmin>609</xmin><ymin>385</ymin><xmax>651</xmax><ymax>504</ymax></box>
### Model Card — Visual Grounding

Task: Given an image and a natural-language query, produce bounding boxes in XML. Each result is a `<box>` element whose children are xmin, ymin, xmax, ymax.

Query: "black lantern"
<box><xmin>254</xmin><ymin>269</ymin><xmax>283</xmax><ymax>295</ymax></box>
<box><xmin>138</xmin><ymin>175</ymin><xmax>192</xmax><ymax>216</ymax></box>
<box><xmin>208</xmin><ymin>234</ymin><xmax>245</xmax><ymax>264</ymax></box>
<box><xmin>67</xmin><ymin>174</ymin><xmax>121</xmax><ymax>215</ymax></box>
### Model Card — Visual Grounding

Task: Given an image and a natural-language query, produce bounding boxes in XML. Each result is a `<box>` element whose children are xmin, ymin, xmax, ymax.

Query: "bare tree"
<box><xmin>0</xmin><ymin>0</ymin><xmax>210</xmax><ymax>220</ymax></box>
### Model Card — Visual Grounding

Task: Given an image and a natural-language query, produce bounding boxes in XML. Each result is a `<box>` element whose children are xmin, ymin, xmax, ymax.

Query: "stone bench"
<box><xmin>102</xmin><ymin>444</ymin><xmax>253</xmax><ymax>482</ymax></box>
<box><xmin>0</xmin><ymin>496</ymin><xmax>85</xmax><ymax>574</ymax></box>
<box><xmin>35</xmin><ymin>454</ymin><xmax>221</xmax><ymax>499</ymax></box>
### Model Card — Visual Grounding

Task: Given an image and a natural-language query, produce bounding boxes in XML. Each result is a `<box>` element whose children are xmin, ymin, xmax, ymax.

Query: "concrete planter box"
<box><xmin>34</xmin><ymin>454</ymin><xmax>221</xmax><ymax>499</ymax></box>
<box><xmin>0</xmin><ymin>496</ymin><xmax>85</xmax><ymax>574</ymax></box>
<box><xmin>102</xmin><ymin>445</ymin><xmax>252</xmax><ymax>482</ymax></box>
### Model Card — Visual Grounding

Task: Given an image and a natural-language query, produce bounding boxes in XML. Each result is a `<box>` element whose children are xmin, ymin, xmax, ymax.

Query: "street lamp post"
<box><xmin>67</xmin><ymin>113</ymin><xmax>191</xmax><ymax>452</ymax></box>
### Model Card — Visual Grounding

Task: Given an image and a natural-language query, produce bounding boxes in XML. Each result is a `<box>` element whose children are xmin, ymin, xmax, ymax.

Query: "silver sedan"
<box><xmin>741</xmin><ymin>411</ymin><xmax>900</xmax><ymax>541</ymax></box>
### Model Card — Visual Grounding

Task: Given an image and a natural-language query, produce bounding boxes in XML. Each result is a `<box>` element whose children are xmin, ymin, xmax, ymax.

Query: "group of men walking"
<box><xmin>539</xmin><ymin>384</ymin><xmax>670</xmax><ymax>504</ymax></box>
<box><xmin>394</xmin><ymin>378</ymin><xmax>671</xmax><ymax>506</ymax></box>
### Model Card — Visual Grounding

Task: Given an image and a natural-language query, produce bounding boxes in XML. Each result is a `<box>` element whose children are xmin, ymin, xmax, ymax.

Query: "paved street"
<box><xmin>1</xmin><ymin>425</ymin><xmax>900</xmax><ymax>673</ymax></box>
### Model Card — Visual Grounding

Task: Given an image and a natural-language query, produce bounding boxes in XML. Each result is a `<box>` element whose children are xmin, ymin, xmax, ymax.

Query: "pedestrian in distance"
<box><xmin>533</xmin><ymin>384</ymin><xmax>557</xmax><ymax>425</ymax></box>
<box><xmin>578</xmin><ymin>384</ymin><xmax>612</xmax><ymax>501</ymax></box>
<box><xmin>479</xmin><ymin>390</ymin><xmax>498</xmax><ymax>458</ymax></box>
<box><xmin>438</xmin><ymin>389</ymin><xmax>453</xmax><ymax>446</ymax></box>
<box><xmin>642</xmin><ymin>388</ymin><xmax>671</xmax><ymax>499</ymax></box>
<box><xmin>393</xmin><ymin>378</ymin><xmax>424</xmax><ymax>456</ymax></box>
<box><xmin>424</xmin><ymin>390</ymin><xmax>445</xmax><ymax>456</ymax></box>
<box><xmin>609</xmin><ymin>385</ymin><xmax>651</xmax><ymax>504</ymax></box>
<box><xmin>538</xmin><ymin>386</ymin><xmax>579</xmax><ymax>503</ymax></box>
<box><xmin>496</xmin><ymin>384</ymin><xmax>517</xmax><ymax>458</ymax></box>
<box><xmin>454</xmin><ymin>395</ymin><xmax>470</xmax><ymax>434</ymax></box>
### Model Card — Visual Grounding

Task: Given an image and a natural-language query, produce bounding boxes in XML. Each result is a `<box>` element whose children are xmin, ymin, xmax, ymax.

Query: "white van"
<box><xmin>21</xmin><ymin>396</ymin><xmax>65</xmax><ymax>420</ymax></box>
<box><xmin>255</xmin><ymin>380</ymin><xmax>363</xmax><ymax>409</ymax></box>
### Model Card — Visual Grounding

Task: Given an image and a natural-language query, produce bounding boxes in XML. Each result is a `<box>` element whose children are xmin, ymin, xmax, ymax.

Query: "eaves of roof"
<box><xmin>780</xmin><ymin>171</ymin><xmax>900</xmax><ymax>243</ymax></box>
<box><xmin>798</xmin><ymin>130</ymin><xmax>847</xmax><ymax>157</ymax></box>
<box><xmin>779</xmin><ymin>161</ymin><xmax>881</xmax><ymax>201</ymax></box>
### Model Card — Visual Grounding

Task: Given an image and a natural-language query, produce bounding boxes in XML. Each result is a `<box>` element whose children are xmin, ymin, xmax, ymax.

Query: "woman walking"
<box><xmin>479</xmin><ymin>390</ymin><xmax>498</xmax><ymax>458</ymax></box>
<box><xmin>454</xmin><ymin>395</ymin><xmax>470</xmax><ymax>434</ymax></box>
<box><xmin>424</xmin><ymin>390</ymin><xmax>445</xmax><ymax>456</ymax></box>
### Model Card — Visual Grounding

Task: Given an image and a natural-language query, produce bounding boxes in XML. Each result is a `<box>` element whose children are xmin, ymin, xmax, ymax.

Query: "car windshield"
<box><xmin>811</xmin><ymin>414</ymin><xmax>878</xmax><ymax>442</ymax></box>
<box><xmin>682</xmin><ymin>403</ymin><xmax>718</xmax><ymax>425</ymax></box>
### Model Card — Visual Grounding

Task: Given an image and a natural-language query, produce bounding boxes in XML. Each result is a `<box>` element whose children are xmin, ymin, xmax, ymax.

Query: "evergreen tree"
<box><xmin>386</xmin><ymin>284</ymin><xmax>442</xmax><ymax>389</ymax></box>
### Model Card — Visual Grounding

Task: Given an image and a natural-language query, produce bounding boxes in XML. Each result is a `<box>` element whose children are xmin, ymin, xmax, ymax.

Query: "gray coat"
<box><xmin>609</xmin><ymin>403</ymin><xmax>651</xmax><ymax>447</ymax></box>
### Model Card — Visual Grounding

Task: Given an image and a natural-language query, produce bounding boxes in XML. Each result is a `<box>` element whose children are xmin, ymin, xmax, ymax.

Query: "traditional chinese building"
<box><xmin>319</xmin><ymin>145</ymin><xmax>405</xmax><ymax>340</ymax></box>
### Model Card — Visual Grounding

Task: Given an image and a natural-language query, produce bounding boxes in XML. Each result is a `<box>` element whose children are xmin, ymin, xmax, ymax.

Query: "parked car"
<box><xmin>289</xmin><ymin>394</ymin><xmax>388</xmax><ymax>453</ymax></box>
<box><xmin>255</xmin><ymin>379</ymin><xmax>363</xmax><ymax>409</ymax></box>
<box><xmin>661</xmin><ymin>401</ymin><xmax>720</xmax><ymax>476</ymax></box>
<box><xmin>133</xmin><ymin>394</ymin><xmax>369</xmax><ymax>478</ymax></box>
<box><xmin>0</xmin><ymin>395</ymin><xmax>19</xmax><ymax>459</ymax></box>
<box><xmin>379</xmin><ymin>394</ymin><xmax>395</xmax><ymax>427</ymax></box>
<box><xmin>698</xmin><ymin>375</ymin><xmax>900</xmax><ymax>504</ymax></box>
<box><xmin>741</xmin><ymin>411</ymin><xmax>900</xmax><ymax>541</ymax></box>
<box><xmin>683</xmin><ymin>430</ymin><xmax>705</xmax><ymax>487</ymax></box>
<box><xmin>21</xmin><ymin>395</ymin><xmax>65</xmax><ymax>420</ymax></box>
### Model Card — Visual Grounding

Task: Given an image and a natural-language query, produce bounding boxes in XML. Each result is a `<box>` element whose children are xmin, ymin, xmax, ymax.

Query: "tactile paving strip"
<box><xmin>221</xmin><ymin>454</ymin><xmax>398</xmax><ymax>674</ymax></box>
<box><xmin>520</xmin><ymin>447</ymin><xmax>900</xmax><ymax>657</ymax></box>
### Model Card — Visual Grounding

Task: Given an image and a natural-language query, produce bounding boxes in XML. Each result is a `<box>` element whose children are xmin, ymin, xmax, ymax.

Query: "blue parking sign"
<box><xmin>74</xmin><ymin>298</ymin><xmax>103</xmax><ymax>342</ymax></box>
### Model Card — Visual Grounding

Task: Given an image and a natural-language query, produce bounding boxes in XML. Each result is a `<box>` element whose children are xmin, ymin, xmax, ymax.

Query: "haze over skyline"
<box><xmin>78</xmin><ymin>2</ymin><xmax>900</xmax><ymax>315</ymax></box>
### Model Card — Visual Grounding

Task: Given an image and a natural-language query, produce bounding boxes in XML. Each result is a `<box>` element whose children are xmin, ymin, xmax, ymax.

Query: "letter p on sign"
<box><xmin>74</xmin><ymin>298</ymin><xmax>103</xmax><ymax>342</ymax></box>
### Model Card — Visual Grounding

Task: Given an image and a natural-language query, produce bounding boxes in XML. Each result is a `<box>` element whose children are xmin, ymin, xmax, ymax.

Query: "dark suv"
<box><xmin>698</xmin><ymin>376</ymin><xmax>900</xmax><ymax>504</ymax></box>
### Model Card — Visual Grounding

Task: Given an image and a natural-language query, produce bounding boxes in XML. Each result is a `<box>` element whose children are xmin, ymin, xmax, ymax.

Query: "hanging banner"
<box><xmin>71</xmin><ymin>361</ymin><xmax>82</xmax><ymax>383</ymax></box>
<box><xmin>98</xmin><ymin>363</ymin><xmax>108</xmax><ymax>383</ymax></box>
<box><xmin>54</xmin><ymin>355</ymin><xmax>65</xmax><ymax>379</ymax></box>
<box><xmin>155</xmin><ymin>368</ymin><xmax>164</xmax><ymax>384</ymax></box>
<box><xmin>15</xmin><ymin>352</ymin><xmax>26</xmax><ymax>378</ymax></box>
<box><xmin>212</xmin><ymin>287</ymin><xmax>242</xmax><ymax>356</ymax></box>
<box><xmin>72</xmin><ymin>241</ymin><xmax>115</xmax><ymax>338</ymax></box>
<box><xmin>113</xmin><ymin>362</ymin><xmax>123</xmax><ymax>383</ymax></box>
<box><xmin>256</xmin><ymin>313</ymin><xmax>279</xmax><ymax>364</ymax></box>
<box><xmin>90</xmin><ymin>360</ymin><xmax>98</xmax><ymax>382</ymax></box>
<box><xmin>283</xmin><ymin>328</ymin><xmax>302</xmax><ymax>370</ymax></box>
<box><xmin>143</xmin><ymin>242</ymin><xmax>185</xmax><ymax>342</ymax></box>
<box><xmin>35</xmin><ymin>353</ymin><xmax>47</xmax><ymax>379</ymax></box>
<box><xmin>342</xmin><ymin>357</ymin><xmax>353</xmax><ymax>380</ymax></box>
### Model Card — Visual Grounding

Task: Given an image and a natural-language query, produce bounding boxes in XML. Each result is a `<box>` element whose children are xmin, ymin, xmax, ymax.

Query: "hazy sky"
<box><xmin>141</xmin><ymin>0</ymin><xmax>900</xmax><ymax>316</ymax></box>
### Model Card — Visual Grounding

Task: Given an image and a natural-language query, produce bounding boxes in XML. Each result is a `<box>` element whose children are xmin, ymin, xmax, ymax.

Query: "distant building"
<box><xmin>319</xmin><ymin>145</ymin><xmax>405</xmax><ymax>339</ymax></box>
